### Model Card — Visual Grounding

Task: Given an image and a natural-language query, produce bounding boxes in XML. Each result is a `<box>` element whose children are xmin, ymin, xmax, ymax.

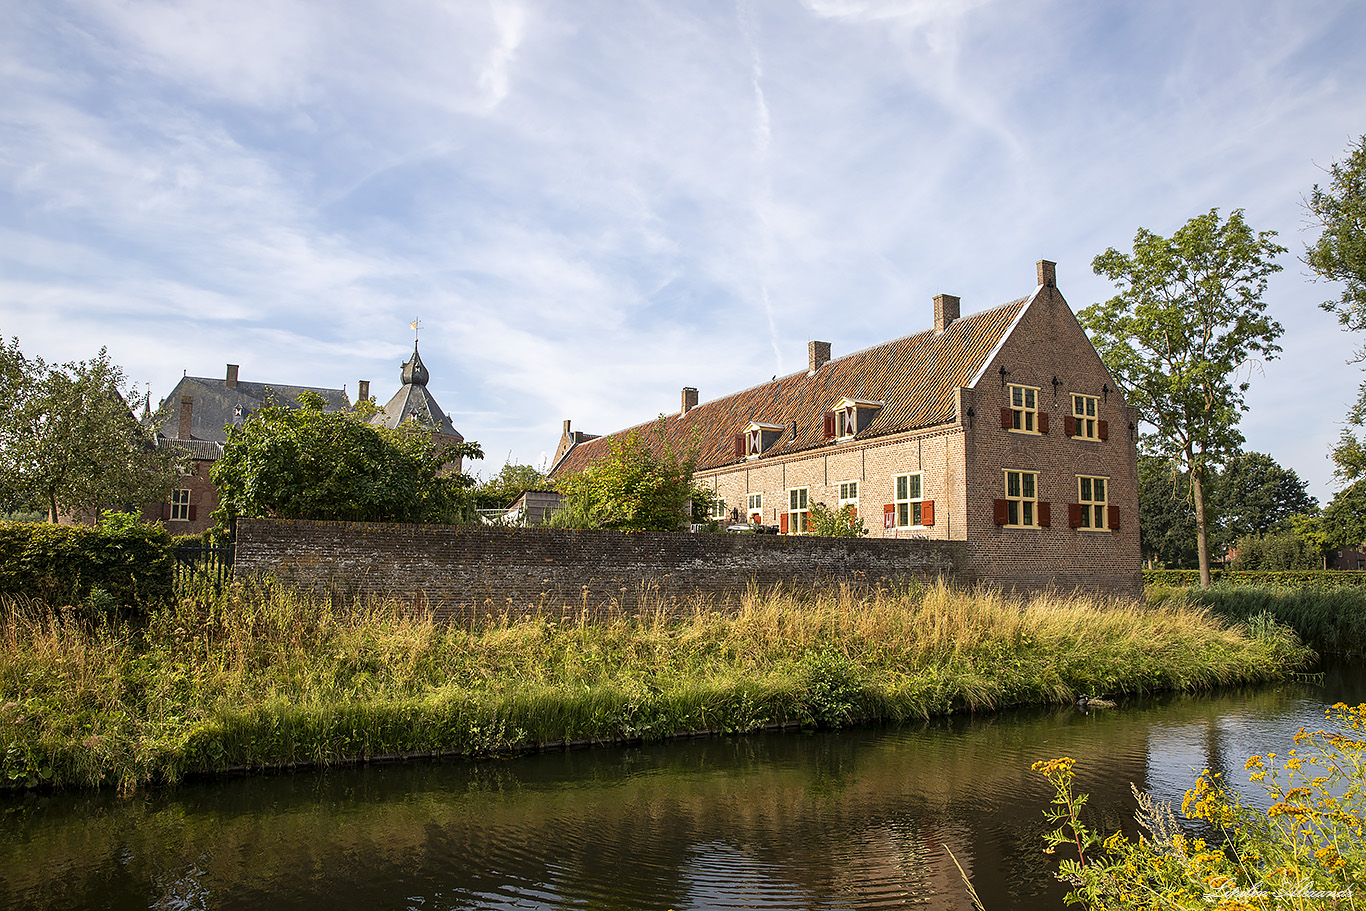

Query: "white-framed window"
<box><xmin>787</xmin><ymin>487</ymin><xmax>809</xmax><ymax>534</ymax></box>
<box><xmin>170</xmin><ymin>488</ymin><xmax>191</xmax><ymax>522</ymax></box>
<box><xmin>1009</xmin><ymin>384</ymin><xmax>1039</xmax><ymax>433</ymax></box>
<box><xmin>1071</xmin><ymin>394</ymin><xmax>1099</xmax><ymax>440</ymax></box>
<box><xmin>710</xmin><ymin>499</ymin><xmax>729</xmax><ymax>521</ymax></box>
<box><xmin>1077</xmin><ymin>476</ymin><xmax>1108</xmax><ymax>530</ymax></box>
<box><xmin>1003</xmin><ymin>470</ymin><xmax>1038</xmax><ymax>527</ymax></box>
<box><xmin>747</xmin><ymin>493</ymin><xmax>763</xmax><ymax>524</ymax></box>
<box><xmin>838</xmin><ymin>480</ymin><xmax>859</xmax><ymax>514</ymax></box>
<box><xmin>837</xmin><ymin>402</ymin><xmax>856</xmax><ymax>438</ymax></box>
<box><xmin>895</xmin><ymin>472</ymin><xmax>925</xmax><ymax>527</ymax></box>
<box><xmin>746</xmin><ymin>428</ymin><xmax>762</xmax><ymax>457</ymax></box>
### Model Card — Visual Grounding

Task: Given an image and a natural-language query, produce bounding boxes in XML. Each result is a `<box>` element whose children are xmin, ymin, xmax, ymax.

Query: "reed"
<box><xmin>0</xmin><ymin>578</ymin><xmax>1313</xmax><ymax>791</ymax></box>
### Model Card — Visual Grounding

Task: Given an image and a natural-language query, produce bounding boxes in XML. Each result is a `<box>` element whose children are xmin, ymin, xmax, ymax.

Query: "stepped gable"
<box><xmin>551</xmin><ymin>296</ymin><xmax>1027</xmax><ymax>477</ymax></box>
<box><xmin>371</xmin><ymin>341</ymin><xmax>463</xmax><ymax>440</ymax></box>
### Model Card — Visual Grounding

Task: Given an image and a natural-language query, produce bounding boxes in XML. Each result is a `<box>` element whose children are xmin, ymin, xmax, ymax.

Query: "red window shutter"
<box><xmin>999</xmin><ymin>408</ymin><xmax>1013</xmax><ymax>429</ymax></box>
<box><xmin>921</xmin><ymin>500</ymin><xmax>935</xmax><ymax>526</ymax></box>
<box><xmin>1038</xmin><ymin>501</ymin><xmax>1051</xmax><ymax>527</ymax></box>
<box><xmin>1108</xmin><ymin>506</ymin><xmax>1120</xmax><ymax>530</ymax></box>
<box><xmin>883</xmin><ymin>504</ymin><xmax>895</xmax><ymax>528</ymax></box>
<box><xmin>1064</xmin><ymin>415</ymin><xmax>1076</xmax><ymax>437</ymax></box>
<box><xmin>993</xmin><ymin>499</ymin><xmax>1009</xmax><ymax>525</ymax></box>
<box><xmin>1098</xmin><ymin>420</ymin><xmax>1109</xmax><ymax>440</ymax></box>
<box><xmin>161</xmin><ymin>503</ymin><xmax>171</xmax><ymax>520</ymax></box>
<box><xmin>733</xmin><ymin>433</ymin><xmax>744</xmax><ymax>457</ymax></box>
<box><xmin>849</xmin><ymin>505</ymin><xmax>858</xmax><ymax>519</ymax></box>
<box><xmin>1068</xmin><ymin>503</ymin><xmax>1084</xmax><ymax>528</ymax></box>
<box><xmin>823</xmin><ymin>411</ymin><xmax>836</xmax><ymax>439</ymax></box>
<box><xmin>188</xmin><ymin>505</ymin><xmax>198</xmax><ymax>521</ymax></box>
<box><xmin>780</xmin><ymin>513</ymin><xmax>789</xmax><ymax>534</ymax></box>
<box><xmin>1038</xmin><ymin>412</ymin><xmax>1049</xmax><ymax>434</ymax></box>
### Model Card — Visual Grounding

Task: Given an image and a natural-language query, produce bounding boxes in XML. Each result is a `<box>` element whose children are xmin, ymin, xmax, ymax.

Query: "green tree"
<box><xmin>1214</xmin><ymin>451</ymin><xmax>1316</xmax><ymax>540</ymax></box>
<box><xmin>1322</xmin><ymin>479</ymin><xmax>1366</xmax><ymax>552</ymax></box>
<box><xmin>806</xmin><ymin>502</ymin><xmax>868</xmax><ymax>537</ymax></box>
<box><xmin>1137</xmin><ymin>455</ymin><xmax>1198</xmax><ymax>568</ymax></box>
<box><xmin>473</xmin><ymin>462</ymin><xmax>548</xmax><ymax>510</ymax></box>
<box><xmin>1305</xmin><ymin>135</ymin><xmax>1366</xmax><ymax>481</ymax></box>
<box><xmin>1081</xmin><ymin>209</ymin><xmax>1286</xmax><ymax>586</ymax></box>
<box><xmin>211</xmin><ymin>391</ymin><xmax>483</xmax><ymax>526</ymax></box>
<box><xmin>0</xmin><ymin>339</ymin><xmax>186</xmax><ymax>522</ymax></box>
<box><xmin>550</xmin><ymin>421</ymin><xmax>704</xmax><ymax>532</ymax></box>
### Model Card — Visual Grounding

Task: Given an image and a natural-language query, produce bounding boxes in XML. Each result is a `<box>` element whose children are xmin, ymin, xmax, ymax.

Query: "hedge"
<box><xmin>0</xmin><ymin>522</ymin><xmax>174</xmax><ymax>610</ymax></box>
<box><xmin>1144</xmin><ymin>569</ymin><xmax>1366</xmax><ymax>591</ymax></box>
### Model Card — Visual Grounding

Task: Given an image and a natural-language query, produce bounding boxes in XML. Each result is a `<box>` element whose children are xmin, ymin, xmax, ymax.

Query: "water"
<box><xmin>3</xmin><ymin>659</ymin><xmax>1363</xmax><ymax>910</ymax></box>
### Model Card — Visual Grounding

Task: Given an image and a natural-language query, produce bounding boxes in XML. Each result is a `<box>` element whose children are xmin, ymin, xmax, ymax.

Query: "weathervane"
<box><xmin>410</xmin><ymin>317</ymin><xmax>423</xmax><ymax>344</ymax></box>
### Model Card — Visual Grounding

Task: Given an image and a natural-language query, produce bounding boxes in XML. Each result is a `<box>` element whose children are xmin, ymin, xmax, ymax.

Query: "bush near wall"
<box><xmin>1143</xmin><ymin>569</ymin><xmax>1366</xmax><ymax>591</ymax></box>
<box><xmin>0</xmin><ymin>522</ymin><xmax>173</xmax><ymax>611</ymax></box>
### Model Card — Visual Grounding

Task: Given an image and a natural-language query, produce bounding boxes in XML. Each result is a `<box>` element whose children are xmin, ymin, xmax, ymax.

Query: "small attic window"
<box><xmin>733</xmin><ymin>422</ymin><xmax>786</xmax><ymax>459</ymax></box>
<box><xmin>823</xmin><ymin>398</ymin><xmax>883</xmax><ymax>441</ymax></box>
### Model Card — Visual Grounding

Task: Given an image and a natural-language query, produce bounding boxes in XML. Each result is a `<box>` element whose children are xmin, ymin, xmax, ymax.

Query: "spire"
<box><xmin>401</xmin><ymin>341</ymin><xmax>429</xmax><ymax>387</ymax></box>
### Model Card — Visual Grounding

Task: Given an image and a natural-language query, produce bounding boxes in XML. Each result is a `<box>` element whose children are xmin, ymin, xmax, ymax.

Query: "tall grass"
<box><xmin>1162</xmin><ymin>583</ymin><xmax>1366</xmax><ymax>656</ymax></box>
<box><xmin>1</xmin><ymin>579</ymin><xmax>1313</xmax><ymax>791</ymax></box>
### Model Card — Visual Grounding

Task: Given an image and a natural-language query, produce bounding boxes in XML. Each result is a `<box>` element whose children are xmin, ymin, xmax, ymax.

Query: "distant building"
<box><xmin>143</xmin><ymin>343</ymin><xmax>463</xmax><ymax>534</ymax></box>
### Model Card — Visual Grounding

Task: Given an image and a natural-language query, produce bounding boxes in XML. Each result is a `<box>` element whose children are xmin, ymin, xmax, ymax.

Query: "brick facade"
<box><xmin>235</xmin><ymin>518</ymin><xmax>967</xmax><ymax>620</ymax></box>
<box><xmin>553</xmin><ymin>261</ymin><xmax>1143</xmax><ymax>598</ymax></box>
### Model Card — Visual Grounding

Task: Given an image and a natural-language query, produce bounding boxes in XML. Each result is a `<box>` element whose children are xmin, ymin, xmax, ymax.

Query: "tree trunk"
<box><xmin>1191</xmin><ymin>465</ymin><xmax>1212</xmax><ymax>587</ymax></box>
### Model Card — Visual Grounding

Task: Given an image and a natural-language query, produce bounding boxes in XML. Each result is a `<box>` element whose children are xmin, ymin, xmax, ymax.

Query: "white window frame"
<box><xmin>170</xmin><ymin>488</ymin><xmax>191</xmax><ymax>522</ymax></box>
<box><xmin>787</xmin><ymin>487</ymin><xmax>809</xmax><ymax>534</ymax></box>
<box><xmin>1071</xmin><ymin>393</ymin><xmax>1099</xmax><ymax>440</ymax></box>
<box><xmin>1004</xmin><ymin>470</ymin><xmax>1038</xmax><ymax>528</ymax></box>
<box><xmin>1009</xmin><ymin>384</ymin><xmax>1040</xmax><ymax>434</ymax></box>
<box><xmin>838</xmin><ymin>480</ymin><xmax>859</xmax><ymax>514</ymax></box>
<box><xmin>837</xmin><ymin>402</ymin><xmax>856</xmax><ymax>438</ymax></box>
<box><xmin>1078</xmin><ymin>475</ymin><xmax>1108</xmax><ymax>530</ymax></box>
<box><xmin>895</xmin><ymin>472</ymin><xmax>925</xmax><ymax>527</ymax></box>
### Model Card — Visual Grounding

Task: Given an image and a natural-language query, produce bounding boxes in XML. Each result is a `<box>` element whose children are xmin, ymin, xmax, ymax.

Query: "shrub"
<box><xmin>0</xmin><ymin>521</ymin><xmax>172</xmax><ymax>612</ymax></box>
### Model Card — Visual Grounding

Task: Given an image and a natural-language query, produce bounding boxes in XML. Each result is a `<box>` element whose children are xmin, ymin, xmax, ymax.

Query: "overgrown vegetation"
<box><xmin>1174</xmin><ymin>586</ymin><xmax>1366</xmax><ymax>657</ymax></box>
<box><xmin>1</xmin><ymin>579</ymin><xmax>1311</xmax><ymax>792</ymax></box>
<box><xmin>0</xmin><ymin>520</ymin><xmax>172</xmax><ymax>614</ymax></box>
<box><xmin>1034</xmin><ymin>702</ymin><xmax>1366</xmax><ymax>909</ymax></box>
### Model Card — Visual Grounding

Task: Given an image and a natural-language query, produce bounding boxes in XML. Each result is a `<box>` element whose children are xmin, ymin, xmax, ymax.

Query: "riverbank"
<box><xmin>1</xmin><ymin>580</ymin><xmax>1314</xmax><ymax>791</ymax></box>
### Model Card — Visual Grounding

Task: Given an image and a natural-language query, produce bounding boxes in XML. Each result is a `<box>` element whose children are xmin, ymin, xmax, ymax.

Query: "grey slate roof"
<box><xmin>156</xmin><ymin>437</ymin><xmax>225</xmax><ymax>461</ymax></box>
<box><xmin>370</xmin><ymin>343</ymin><xmax>463</xmax><ymax>440</ymax></box>
<box><xmin>153</xmin><ymin>374</ymin><xmax>351</xmax><ymax>443</ymax></box>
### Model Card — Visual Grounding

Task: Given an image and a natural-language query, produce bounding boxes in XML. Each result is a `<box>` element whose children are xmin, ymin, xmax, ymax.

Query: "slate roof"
<box><xmin>155</xmin><ymin>437</ymin><xmax>224</xmax><ymax>461</ymax></box>
<box><xmin>153</xmin><ymin>376</ymin><xmax>351</xmax><ymax>443</ymax></box>
<box><xmin>370</xmin><ymin>342</ymin><xmax>463</xmax><ymax>440</ymax></box>
<box><xmin>550</xmin><ymin>295</ymin><xmax>1030</xmax><ymax>478</ymax></box>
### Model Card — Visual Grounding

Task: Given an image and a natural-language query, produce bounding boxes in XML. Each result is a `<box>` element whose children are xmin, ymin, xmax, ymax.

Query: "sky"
<box><xmin>2</xmin><ymin>0</ymin><xmax>1365</xmax><ymax>502</ymax></box>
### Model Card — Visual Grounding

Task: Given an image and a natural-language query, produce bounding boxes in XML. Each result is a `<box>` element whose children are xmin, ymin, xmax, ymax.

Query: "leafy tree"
<box><xmin>1137</xmin><ymin>455</ymin><xmax>1198</xmax><ymax>568</ymax></box>
<box><xmin>473</xmin><ymin>462</ymin><xmax>548</xmax><ymax>510</ymax></box>
<box><xmin>1081</xmin><ymin>209</ymin><xmax>1286</xmax><ymax>586</ymax></box>
<box><xmin>1305</xmin><ymin>135</ymin><xmax>1366</xmax><ymax>481</ymax></box>
<box><xmin>1322</xmin><ymin>479</ymin><xmax>1366</xmax><ymax>552</ymax></box>
<box><xmin>211</xmin><ymin>391</ymin><xmax>483</xmax><ymax>526</ymax></box>
<box><xmin>0</xmin><ymin>339</ymin><xmax>186</xmax><ymax>523</ymax></box>
<box><xmin>1214</xmin><ymin>451</ymin><xmax>1316</xmax><ymax>540</ymax></box>
<box><xmin>550</xmin><ymin>421</ymin><xmax>705</xmax><ymax>532</ymax></box>
<box><xmin>806</xmin><ymin>502</ymin><xmax>868</xmax><ymax>537</ymax></box>
<box><xmin>1228</xmin><ymin>531</ymin><xmax>1321</xmax><ymax>570</ymax></box>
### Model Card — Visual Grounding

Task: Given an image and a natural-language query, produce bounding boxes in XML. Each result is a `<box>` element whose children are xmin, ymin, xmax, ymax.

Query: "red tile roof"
<box><xmin>550</xmin><ymin>295</ymin><xmax>1030</xmax><ymax>478</ymax></box>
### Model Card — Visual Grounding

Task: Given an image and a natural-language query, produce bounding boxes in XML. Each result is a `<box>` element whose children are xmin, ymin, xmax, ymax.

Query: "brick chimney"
<box><xmin>1037</xmin><ymin>259</ymin><xmax>1056</xmax><ymax>288</ymax></box>
<box><xmin>357</xmin><ymin>380</ymin><xmax>370</xmax><ymax>403</ymax></box>
<box><xmin>226</xmin><ymin>364</ymin><xmax>239</xmax><ymax>388</ymax></box>
<box><xmin>681</xmin><ymin>387</ymin><xmax>699</xmax><ymax>414</ymax></box>
<box><xmin>934</xmin><ymin>294</ymin><xmax>960</xmax><ymax>332</ymax></box>
<box><xmin>178</xmin><ymin>395</ymin><xmax>193</xmax><ymax>440</ymax></box>
<box><xmin>809</xmin><ymin>341</ymin><xmax>831</xmax><ymax>373</ymax></box>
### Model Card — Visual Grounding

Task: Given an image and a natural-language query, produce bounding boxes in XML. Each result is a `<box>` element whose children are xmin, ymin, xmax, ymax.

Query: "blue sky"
<box><xmin>3</xmin><ymin>0</ymin><xmax>1365</xmax><ymax>502</ymax></box>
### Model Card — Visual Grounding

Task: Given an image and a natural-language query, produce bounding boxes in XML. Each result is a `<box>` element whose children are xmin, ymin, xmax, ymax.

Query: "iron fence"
<box><xmin>173</xmin><ymin>543</ymin><xmax>234</xmax><ymax>592</ymax></box>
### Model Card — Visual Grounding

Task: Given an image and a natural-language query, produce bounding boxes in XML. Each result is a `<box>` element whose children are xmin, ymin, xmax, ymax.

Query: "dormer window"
<box><xmin>823</xmin><ymin>398</ymin><xmax>883</xmax><ymax>441</ymax></box>
<box><xmin>733</xmin><ymin>422</ymin><xmax>786</xmax><ymax>460</ymax></box>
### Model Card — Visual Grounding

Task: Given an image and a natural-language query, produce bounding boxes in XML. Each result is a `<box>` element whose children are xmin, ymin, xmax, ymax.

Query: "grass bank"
<box><xmin>2</xmin><ymin>579</ymin><xmax>1313</xmax><ymax>792</ymax></box>
<box><xmin>1151</xmin><ymin>583</ymin><xmax>1366</xmax><ymax>657</ymax></box>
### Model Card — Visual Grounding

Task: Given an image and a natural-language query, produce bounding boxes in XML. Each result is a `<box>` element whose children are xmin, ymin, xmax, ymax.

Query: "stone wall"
<box><xmin>234</xmin><ymin>519</ymin><xmax>968</xmax><ymax>619</ymax></box>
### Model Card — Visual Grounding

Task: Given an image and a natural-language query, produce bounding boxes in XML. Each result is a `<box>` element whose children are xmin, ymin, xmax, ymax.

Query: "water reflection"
<box><xmin>3</xmin><ymin>660</ymin><xmax>1362</xmax><ymax>911</ymax></box>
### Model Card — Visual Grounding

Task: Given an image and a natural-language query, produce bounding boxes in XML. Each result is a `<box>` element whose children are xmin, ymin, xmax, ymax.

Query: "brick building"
<box><xmin>550</xmin><ymin>260</ymin><xmax>1142</xmax><ymax>595</ymax></box>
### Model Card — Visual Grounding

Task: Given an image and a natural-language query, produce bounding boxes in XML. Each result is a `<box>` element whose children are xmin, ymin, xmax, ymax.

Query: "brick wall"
<box><xmin>234</xmin><ymin>518</ymin><xmax>968</xmax><ymax>620</ymax></box>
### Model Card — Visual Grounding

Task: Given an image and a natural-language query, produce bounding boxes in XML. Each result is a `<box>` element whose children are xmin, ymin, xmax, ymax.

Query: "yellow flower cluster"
<box><xmin>1034</xmin><ymin>702</ymin><xmax>1366</xmax><ymax>910</ymax></box>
